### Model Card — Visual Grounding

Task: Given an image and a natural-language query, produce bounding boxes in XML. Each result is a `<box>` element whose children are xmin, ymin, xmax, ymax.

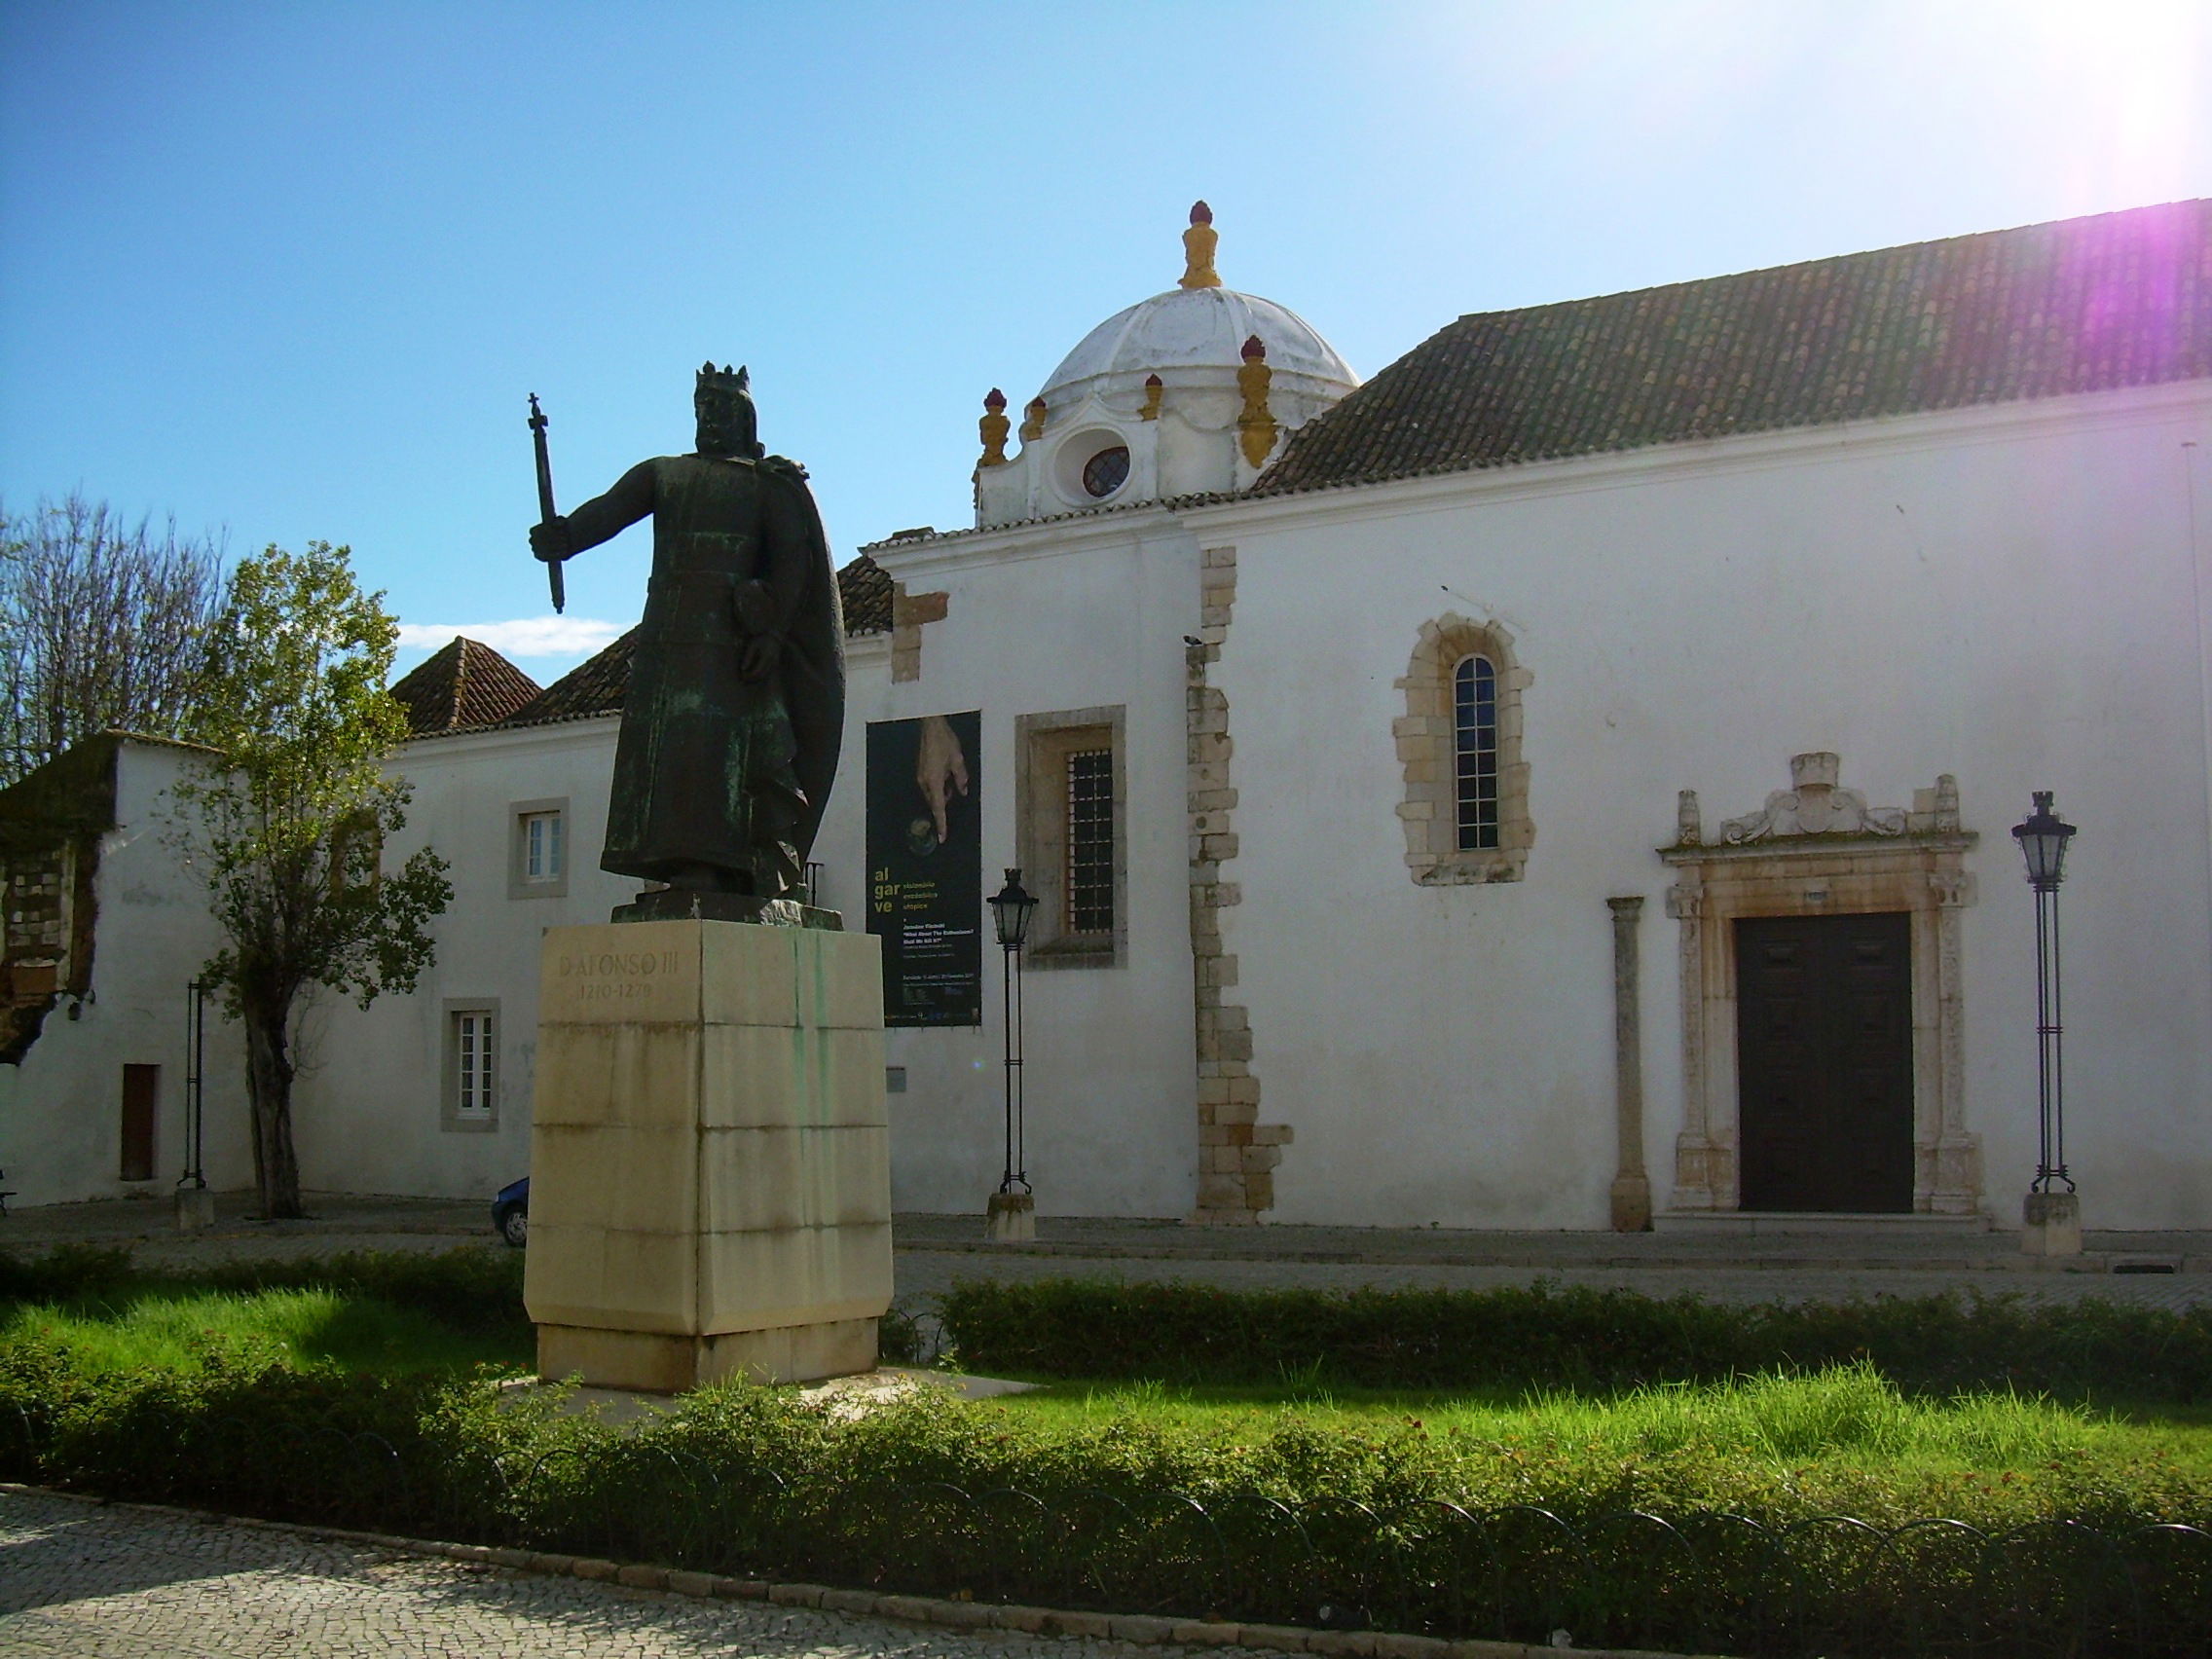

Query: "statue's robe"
<box><xmin>559</xmin><ymin>451</ymin><xmax>844</xmax><ymax>897</ymax></box>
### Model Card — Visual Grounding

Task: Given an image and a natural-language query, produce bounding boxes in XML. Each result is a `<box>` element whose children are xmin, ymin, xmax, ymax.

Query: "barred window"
<box><xmin>1454</xmin><ymin>654</ymin><xmax>1499</xmax><ymax>851</ymax></box>
<box><xmin>1065</xmin><ymin>748</ymin><xmax>1115</xmax><ymax>933</ymax></box>
<box><xmin>1016</xmin><ymin>708</ymin><xmax>1126</xmax><ymax>969</ymax></box>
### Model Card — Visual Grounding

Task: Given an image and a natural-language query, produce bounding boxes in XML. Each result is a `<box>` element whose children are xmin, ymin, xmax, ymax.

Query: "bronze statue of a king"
<box><xmin>530</xmin><ymin>365</ymin><xmax>843</xmax><ymax>918</ymax></box>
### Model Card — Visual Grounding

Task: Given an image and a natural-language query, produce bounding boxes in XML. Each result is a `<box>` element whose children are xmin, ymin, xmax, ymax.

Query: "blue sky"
<box><xmin>4</xmin><ymin>1</ymin><xmax>2208</xmax><ymax>684</ymax></box>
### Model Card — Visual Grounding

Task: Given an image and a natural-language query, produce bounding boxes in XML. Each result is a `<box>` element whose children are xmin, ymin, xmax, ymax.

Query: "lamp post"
<box><xmin>986</xmin><ymin>867</ymin><xmax>1038</xmax><ymax>1241</ymax></box>
<box><xmin>2011</xmin><ymin>791</ymin><xmax>2080</xmax><ymax>1256</ymax></box>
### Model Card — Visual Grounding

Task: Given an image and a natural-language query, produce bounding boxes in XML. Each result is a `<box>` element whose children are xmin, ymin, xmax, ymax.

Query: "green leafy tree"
<box><xmin>167</xmin><ymin>542</ymin><xmax>451</xmax><ymax>1218</ymax></box>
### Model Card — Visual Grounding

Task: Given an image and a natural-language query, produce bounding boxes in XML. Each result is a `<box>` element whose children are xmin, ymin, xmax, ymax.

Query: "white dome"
<box><xmin>1038</xmin><ymin>285</ymin><xmax>1357</xmax><ymax>407</ymax></box>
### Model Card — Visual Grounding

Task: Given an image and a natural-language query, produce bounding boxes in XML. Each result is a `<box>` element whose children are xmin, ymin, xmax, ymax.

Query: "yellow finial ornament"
<box><xmin>977</xmin><ymin>388</ymin><xmax>1010</xmax><ymax>467</ymax></box>
<box><xmin>1020</xmin><ymin>396</ymin><xmax>1048</xmax><ymax>443</ymax></box>
<box><xmin>1179</xmin><ymin>201</ymin><xmax>1221</xmax><ymax>290</ymax></box>
<box><xmin>1236</xmin><ymin>334</ymin><xmax>1278</xmax><ymax>467</ymax></box>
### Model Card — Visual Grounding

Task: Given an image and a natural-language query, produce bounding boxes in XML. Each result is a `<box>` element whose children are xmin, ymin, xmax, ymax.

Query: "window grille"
<box><xmin>1065</xmin><ymin>749</ymin><xmax>1115</xmax><ymax>933</ymax></box>
<box><xmin>1454</xmin><ymin>654</ymin><xmax>1499</xmax><ymax>851</ymax></box>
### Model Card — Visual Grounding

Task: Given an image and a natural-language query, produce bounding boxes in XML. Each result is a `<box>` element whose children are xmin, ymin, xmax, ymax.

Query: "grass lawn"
<box><xmin>990</xmin><ymin>1366</ymin><xmax>2212</xmax><ymax>1469</ymax></box>
<box><xmin>975</xmin><ymin>1365</ymin><xmax>2212</xmax><ymax>1527</ymax></box>
<box><xmin>0</xmin><ymin>1286</ymin><xmax>535</xmax><ymax>1377</ymax></box>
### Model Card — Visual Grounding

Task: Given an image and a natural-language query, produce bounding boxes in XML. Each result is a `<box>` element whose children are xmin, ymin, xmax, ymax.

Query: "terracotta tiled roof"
<box><xmin>498</xmin><ymin>629</ymin><xmax>636</xmax><ymax>727</ymax></box>
<box><xmin>387</xmin><ymin>638</ymin><xmax>541</xmax><ymax>736</ymax></box>
<box><xmin>1258</xmin><ymin>199</ymin><xmax>2212</xmax><ymax>498</ymax></box>
<box><xmin>838</xmin><ymin>553</ymin><xmax>892</xmax><ymax>635</ymax></box>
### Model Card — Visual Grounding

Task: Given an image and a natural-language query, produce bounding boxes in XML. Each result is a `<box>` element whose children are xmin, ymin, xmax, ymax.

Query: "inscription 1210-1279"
<box><xmin>554</xmin><ymin>947</ymin><xmax>684</xmax><ymax>1004</ymax></box>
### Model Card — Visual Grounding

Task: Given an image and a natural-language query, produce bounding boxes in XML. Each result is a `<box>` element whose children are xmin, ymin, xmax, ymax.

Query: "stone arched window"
<box><xmin>1395</xmin><ymin>614</ymin><xmax>1531</xmax><ymax>883</ymax></box>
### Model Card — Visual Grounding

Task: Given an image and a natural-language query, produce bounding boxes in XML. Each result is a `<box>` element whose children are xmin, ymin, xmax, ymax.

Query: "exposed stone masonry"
<box><xmin>891</xmin><ymin>583</ymin><xmax>949</xmax><ymax>683</ymax></box>
<box><xmin>1187</xmin><ymin>545</ymin><xmax>1290</xmax><ymax>1223</ymax></box>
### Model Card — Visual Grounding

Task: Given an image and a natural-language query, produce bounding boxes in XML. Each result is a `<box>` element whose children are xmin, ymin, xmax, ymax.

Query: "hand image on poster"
<box><xmin>911</xmin><ymin>714</ymin><xmax>969</xmax><ymax>850</ymax></box>
<box><xmin>866</xmin><ymin>712</ymin><xmax>982</xmax><ymax>1027</ymax></box>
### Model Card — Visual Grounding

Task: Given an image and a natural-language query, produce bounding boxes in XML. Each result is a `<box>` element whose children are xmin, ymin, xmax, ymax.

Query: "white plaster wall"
<box><xmin>818</xmin><ymin>521</ymin><xmax>1202</xmax><ymax>1218</ymax></box>
<box><xmin>293</xmin><ymin>719</ymin><xmax>632</xmax><ymax>1200</ymax></box>
<box><xmin>0</xmin><ymin>742</ymin><xmax>255</xmax><ymax>1207</ymax></box>
<box><xmin>1192</xmin><ymin>387</ymin><xmax>2212</xmax><ymax>1231</ymax></box>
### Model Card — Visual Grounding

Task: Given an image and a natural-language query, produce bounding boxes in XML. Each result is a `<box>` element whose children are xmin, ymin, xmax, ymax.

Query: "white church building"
<box><xmin>5</xmin><ymin>198</ymin><xmax>2209</xmax><ymax>1234</ymax></box>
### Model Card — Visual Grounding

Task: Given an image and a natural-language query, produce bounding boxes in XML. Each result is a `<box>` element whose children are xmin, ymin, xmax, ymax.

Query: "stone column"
<box><xmin>1929</xmin><ymin>869</ymin><xmax>1984</xmax><ymax>1214</ymax></box>
<box><xmin>1665</xmin><ymin>877</ymin><xmax>1718</xmax><ymax>1210</ymax></box>
<box><xmin>1607</xmin><ymin>897</ymin><xmax>1651</xmax><ymax>1231</ymax></box>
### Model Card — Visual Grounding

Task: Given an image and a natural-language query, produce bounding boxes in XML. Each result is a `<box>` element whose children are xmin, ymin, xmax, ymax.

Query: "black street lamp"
<box><xmin>987</xmin><ymin>868</ymin><xmax>1038</xmax><ymax>1236</ymax></box>
<box><xmin>2011</xmin><ymin>793</ymin><xmax>2078</xmax><ymax>1245</ymax></box>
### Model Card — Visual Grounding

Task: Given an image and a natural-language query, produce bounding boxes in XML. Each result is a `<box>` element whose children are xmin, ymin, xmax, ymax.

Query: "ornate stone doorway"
<box><xmin>1660</xmin><ymin>755</ymin><xmax>1981</xmax><ymax>1216</ymax></box>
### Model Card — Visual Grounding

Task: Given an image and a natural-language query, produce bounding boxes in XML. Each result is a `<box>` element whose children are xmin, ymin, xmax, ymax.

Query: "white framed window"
<box><xmin>523</xmin><ymin>812</ymin><xmax>563</xmax><ymax>881</ymax></box>
<box><xmin>442</xmin><ymin>999</ymin><xmax>499</xmax><ymax>1131</ymax></box>
<box><xmin>508</xmin><ymin>797</ymin><xmax>571</xmax><ymax>899</ymax></box>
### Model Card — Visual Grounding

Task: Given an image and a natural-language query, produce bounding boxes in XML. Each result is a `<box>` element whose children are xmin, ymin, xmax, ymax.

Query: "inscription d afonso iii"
<box><xmin>866</xmin><ymin>712</ymin><xmax>981</xmax><ymax>1028</ymax></box>
<box><xmin>546</xmin><ymin>942</ymin><xmax>692</xmax><ymax>1017</ymax></box>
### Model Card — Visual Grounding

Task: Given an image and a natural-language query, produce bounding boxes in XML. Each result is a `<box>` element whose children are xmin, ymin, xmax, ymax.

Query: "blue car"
<box><xmin>492</xmin><ymin>1176</ymin><xmax>529</xmax><ymax>1247</ymax></box>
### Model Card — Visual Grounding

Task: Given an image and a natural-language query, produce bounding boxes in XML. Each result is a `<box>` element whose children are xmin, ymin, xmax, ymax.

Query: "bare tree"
<box><xmin>0</xmin><ymin>494</ymin><xmax>228</xmax><ymax>784</ymax></box>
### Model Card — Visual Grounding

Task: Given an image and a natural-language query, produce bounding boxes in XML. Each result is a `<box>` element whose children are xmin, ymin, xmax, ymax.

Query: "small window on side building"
<box><xmin>443</xmin><ymin>1000</ymin><xmax>499</xmax><ymax>1131</ymax></box>
<box><xmin>508</xmin><ymin>798</ymin><xmax>571</xmax><ymax>899</ymax></box>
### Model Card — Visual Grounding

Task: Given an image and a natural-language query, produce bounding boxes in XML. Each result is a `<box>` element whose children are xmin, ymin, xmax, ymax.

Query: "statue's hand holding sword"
<box><xmin>527</xmin><ymin>393</ymin><xmax>568</xmax><ymax>613</ymax></box>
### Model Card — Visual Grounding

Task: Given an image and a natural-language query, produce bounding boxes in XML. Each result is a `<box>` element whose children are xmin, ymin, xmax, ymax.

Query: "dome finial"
<box><xmin>1180</xmin><ymin>201</ymin><xmax>1221</xmax><ymax>290</ymax></box>
<box><xmin>977</xmin><ymin>388</ymin><xmax>1011</xmax><ymax>468</ymax></box>
<box><xmin>1236</xmin><ymin>335</ymin><xmax>1278</xmax><ymax>467</ymax></box>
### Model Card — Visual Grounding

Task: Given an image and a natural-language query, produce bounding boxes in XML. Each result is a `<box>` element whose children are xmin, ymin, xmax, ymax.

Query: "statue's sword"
<box><xmin>527</xmin><ymin>393</ymin><xmax>566</xmax><ymax>614</ymax></box>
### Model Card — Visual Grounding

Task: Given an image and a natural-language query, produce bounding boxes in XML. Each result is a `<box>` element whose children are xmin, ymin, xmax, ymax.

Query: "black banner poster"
<box><xmin>866</xmin><ymin>712</ymin><xmax>982</xmax><ymax>1027</ymax></box>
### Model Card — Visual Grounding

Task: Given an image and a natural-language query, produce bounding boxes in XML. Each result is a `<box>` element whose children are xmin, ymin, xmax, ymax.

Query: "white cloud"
<box><xmin>397</xmin><ymin>616</ymin><xmax>625</xmax><ymax>658</ymax></box>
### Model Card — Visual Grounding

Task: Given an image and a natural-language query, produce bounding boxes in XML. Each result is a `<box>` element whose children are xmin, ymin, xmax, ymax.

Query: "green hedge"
<box><xmin>2</xmin><ymin>1254</ymin><xmax>2209</xmax><ymax>1654</ymax></box>
<box><xmin>0</xmin><ymin>1341</ymin><xmax>2205</xmax><ymax>1657</ymax></box>
<box><xmin>939</xmin><ymin>1277</ymin><xmax>2212</xmax><ymax>1402</ymax></box>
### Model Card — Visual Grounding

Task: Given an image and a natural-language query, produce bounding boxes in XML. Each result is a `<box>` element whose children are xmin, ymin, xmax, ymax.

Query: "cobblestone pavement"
<box><xmin>0</xmin><ymin>1491</ymin><xmax>1271</xmax><ymax>1659</ymax></box>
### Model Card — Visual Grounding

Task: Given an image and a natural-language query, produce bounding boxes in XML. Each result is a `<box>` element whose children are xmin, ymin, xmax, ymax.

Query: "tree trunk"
<box><xmin>241</xmin><ymin>996</ymin><xmax>302</xmax><ymax>1219</ymax></box>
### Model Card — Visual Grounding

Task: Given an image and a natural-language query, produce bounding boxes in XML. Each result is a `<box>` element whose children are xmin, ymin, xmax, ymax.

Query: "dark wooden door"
<box><xmin>1735</xmin><ymin>913</ymin><xmax>1913</xmax><ymax>1212</ymax></box>
<box><xmin>120</xmin><ymin>1064</ymin><xmax>158</xmax><ymax>1182</ymax></box>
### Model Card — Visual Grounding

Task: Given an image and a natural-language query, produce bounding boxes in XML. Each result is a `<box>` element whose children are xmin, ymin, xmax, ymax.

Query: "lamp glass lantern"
<box><xmin>990</xmin><ymin>868</ymin><xmax>1038</xmax><ymax>949</ymax></box>
<box><xmin>2011</xmin><ymin>792</ymin><xmax>2076</xmax><ymax>892</ymax></box>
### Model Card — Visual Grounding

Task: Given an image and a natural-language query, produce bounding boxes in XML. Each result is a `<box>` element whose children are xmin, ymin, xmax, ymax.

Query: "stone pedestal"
<box><xmin>523</xmin><ymin>918</ymin><xmax>892</xmax><ymax>1392</ymax></box>
<box><xmin>985</xmin><ymin>1190</ymin><xmax>1035</xmax><ymax>1242</ymax></box>
<box><xmin>175</xmin><ymin>1186</ymin><xmax>216</xmax><ymax>1232</ymax></box>
<box><xmin>2021</xmin><ymin>1189</ymin><xmax>2083</xmax><ymax>1257</ymax></box>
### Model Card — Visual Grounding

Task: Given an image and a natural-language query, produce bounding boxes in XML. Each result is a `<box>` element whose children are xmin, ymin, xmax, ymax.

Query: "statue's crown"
<box><xmin>698</xmin><ymin>360</ymin><xmax>753</xmax><ymax>400</ymax></box>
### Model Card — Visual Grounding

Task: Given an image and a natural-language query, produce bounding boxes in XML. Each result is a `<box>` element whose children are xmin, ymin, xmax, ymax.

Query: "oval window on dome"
<box><xmin>1082</xmin><ymin>445</ymin><xmax>1131</xmax><ymax>498</ymax></box>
